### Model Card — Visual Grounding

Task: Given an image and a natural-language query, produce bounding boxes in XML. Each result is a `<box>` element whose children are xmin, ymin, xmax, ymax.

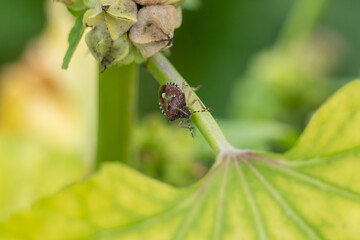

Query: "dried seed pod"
<box><xmin>133</xmin><ymin>0</ymin><xmax>169</xmax><ymax>5</ymax></box>
<box><xmin>175</xmin><ymin>6</ymin><xmax>182</xmax><ymax>29</ymax></box>
<box><xmin>129</xmin><ymin>5</ymin><xmax>176</xmax><ymax>58</ymax></box>
<box><xmin>83</xmin><ymin>0</ymin><xmax>137</xmax><ymax>40</ymax></box>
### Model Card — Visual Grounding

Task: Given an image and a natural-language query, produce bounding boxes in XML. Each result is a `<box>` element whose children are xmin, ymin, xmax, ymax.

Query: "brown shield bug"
<box><xmin>159</xmin><ymin>81</ymin><xmax>212</xmax><ymax>137</ymax></box>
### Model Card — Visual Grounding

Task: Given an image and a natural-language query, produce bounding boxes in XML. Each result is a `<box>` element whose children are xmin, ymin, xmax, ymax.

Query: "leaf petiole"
<box><xmin>145</xmin><ymin>53</ymin><xmax>232</xmax><ymax>156</ymax></box>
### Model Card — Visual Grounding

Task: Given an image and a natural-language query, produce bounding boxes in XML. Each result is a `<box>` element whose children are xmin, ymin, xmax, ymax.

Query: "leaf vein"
<box><xmin>234</xmin><ymin>160</ymin><xmax>267</xmax><ymax>240</ymax></box>
<box><xmin>173</xmin><ymin>164</ymin><xmax>225</xmax><ymax>240</ymax></box>
<box><xmin>272</xmin><ymin>166</ymin><xmax>360</xmax><ymax>201</ymax></box>
<box><xmin>213</xmin><ymin>160</ymin><xmax>229</xmax><ymax>240</ymax></box>
<box><xmin>249</xmin><ymin>163</ymin><xmax>322</xmax><ymax>240</ymax></box>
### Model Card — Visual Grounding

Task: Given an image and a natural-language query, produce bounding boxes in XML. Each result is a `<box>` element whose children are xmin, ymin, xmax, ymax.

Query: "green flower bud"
<box><xmin>129</xmin><ymin>5</ymin><xmax>176</xmax><ymax>58</ymax></box>
<box><xmin>84</xmin><ymin>0</ymin><xmax>97</xmax><ymax>8</ymax></box>
<box><xmin>85</xmin><ymin>20</ymin><xmax>132</xmax><ymax>72</ymax></box>
<box><xmin>56</xmin><ymin>0</ymin><xmax>87</xmax><ymax>16</ymax></box>
<box><xmin>83</xmin><ymin>0</ymin><xmax>137</xmax><ymax>40</ymax></box>
<box><xmin>79</xmin><ymin>0</ymin><xmax>183</xmax><ymax>69</ymax></box>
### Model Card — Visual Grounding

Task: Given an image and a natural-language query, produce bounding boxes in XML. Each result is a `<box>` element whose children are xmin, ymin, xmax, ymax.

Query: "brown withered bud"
<box><xmin>174</xmin><ymin>6</ymin><xmax>182</xmax><ymax>29</ymax></box>
<box><xmin>129</xmin><ymin>5</ymin><xmax>176</xmax><ymax>58</ymax></box>
<box><xmin>133</xmin><ymin>0</ymin><xmax>169</xmax><ymax>5</ymax></box>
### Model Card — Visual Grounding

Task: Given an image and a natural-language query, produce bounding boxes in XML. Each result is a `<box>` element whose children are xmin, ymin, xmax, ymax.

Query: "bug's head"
<box><xmin>180</xmin><ymin>106</ymin><xmax>192</xmax><ymax>119</ymax></box>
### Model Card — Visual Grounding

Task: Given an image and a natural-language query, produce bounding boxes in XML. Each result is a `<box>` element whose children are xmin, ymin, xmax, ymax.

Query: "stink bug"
<box><xmin>159</xmin><ymin>81</ymin><xmax>212</xmax><ymax>137</ymax></box>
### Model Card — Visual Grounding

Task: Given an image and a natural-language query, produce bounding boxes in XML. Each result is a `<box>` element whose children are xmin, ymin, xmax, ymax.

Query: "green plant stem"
<box><xmin>96</xmin><ymin>63</ymin><xmax>138</xmax><ymax>168</ymax></box>
<box><xmin>279</xmin><ymin>0</ymin><xmax>329</xmax><ymax>44</ymax></box>
<box><xmin>145</xmin><ymin>53</ymin><xmax>232</xmax><ymax>155</ymax></box>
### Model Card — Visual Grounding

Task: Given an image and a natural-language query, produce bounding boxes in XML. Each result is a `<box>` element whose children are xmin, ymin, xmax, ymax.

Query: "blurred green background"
<box><xmin>142</xmin><ymin>0</ymin><xmax>360</xmax><ymax>115</ymax></box>
<box><xmin>0</xmin><ymin>0</ymin><xmax>46</xmax><ymax>66</ymax></box>
<box><xmin>3</xmin><ymin>0</ymin><xmax>360</xmax><ymax>117</ymax></box>
<box><xmin>0</xmin><ymin>0</ymin><xmax>359</xmax><ymax>222</ymax></box>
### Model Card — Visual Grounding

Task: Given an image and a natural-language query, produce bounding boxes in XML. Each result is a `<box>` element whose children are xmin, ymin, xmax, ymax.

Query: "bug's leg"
<box><xmin>182</xmin><ymin>82</ymin><xmax>190</xmax><ymax>106</ymax></box>
<box><xmin>188</xmin><ymin>120</ymin><xmax>194</xmax><ymax>137</ymax></box>
<box><xmin>181</xmin><ymin>80</ymin><xmax>201</xmax><ymax>90</ymax></box>
<box><xmin>181</xmin><ymin>81</ymin><xmax>187</xmax><ymax>91</ymax></box>
<box><xmin>179</xmin><ymin>118</ymin><xmax>194</xmax><ymax>137</ymax></box>
<box><xmin>186</xmin><ymin>88</ymin><xmax>191</xmax><ymax>106</ymax></box>
<box><xmin>186</xmin><ymin>85</ymin><xmax>202</xmax><ymax>106</ymax></box>
<box><xmin>192</xmin><ymin>85</ymin><xmax>202</xmax><ymax>92</ymax></box>
<box><xmin>189</xmin><ymin>99</ymin><xmax>213</xmax><ymax>113</ymax></box>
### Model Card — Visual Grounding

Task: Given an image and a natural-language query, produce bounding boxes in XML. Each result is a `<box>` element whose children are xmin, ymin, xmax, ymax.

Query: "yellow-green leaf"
<box><xmin>1</xmin><ymin>80</ymin><xmax>360</xmax><ymax>239</ymax></box>
<box><xmin>62</xmin><ymin>15</ymin><xmax>85</xmax><ymax>69</ymax></box>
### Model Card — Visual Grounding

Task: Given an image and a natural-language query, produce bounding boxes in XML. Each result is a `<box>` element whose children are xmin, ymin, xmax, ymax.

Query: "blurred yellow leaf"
<box><xmin>0</xmin><ymin>4</ymin><xmax>96</xmax><ymax>222</ymax></box>
<box><xmin>0</xmin><ymin>135</ymin><xmax>84</xmax><ymax>222</ymax></box>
